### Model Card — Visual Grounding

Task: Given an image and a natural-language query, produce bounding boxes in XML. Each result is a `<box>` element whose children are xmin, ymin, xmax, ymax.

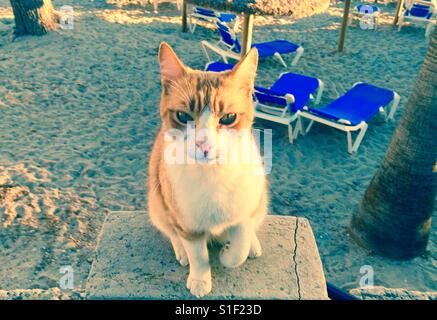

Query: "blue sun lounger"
<box><xmin>189</xmin><ymin>7</ymin><xmax>239</xmax><ymax>33</ymax></box>
<box><xmin>205</xmin><ymin>61</ymin><xmax>324</xmax><ymax>143</ymax></box>
<box><xmin>398</xmin><ymin>1</ymin><xmax>436</xmax><ymax>37</ymax></box>
<box><xmin>201</xmin><ymin>22</ymin><xmax>304</xmax><ymax>67</ymax></box>
<box><xmin>299</xmin><ymin>83</ymin><xmax>400</xmax><ymax>153</ymax></box>
<box><xmin>253</xmin><ymin>72</ymin><xmax>324</xmax><ymax>143</ymax></box>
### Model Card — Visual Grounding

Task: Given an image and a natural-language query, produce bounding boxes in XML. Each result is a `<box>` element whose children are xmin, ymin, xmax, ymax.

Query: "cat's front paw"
<box><xmin>174</xmin><ymin>245</ymin><xmax>189</xmax><ymax>266</ymax></box>
<box><xmin>219</xmin><ymin>243</ymin><xmax>248</xmax><ymax>268</ymax></box>
<box><xmin>249</xmin><ymin>236</ymin><xmax>262</xmax><ymax>258</ymax></box>
<box><xmin>171</xmin><ymin>238</ymin><xmax>189</xmax><ymax>266</ymax></box>
<box><xmin>187</xmin><ymin>271</ymin><xmax>212</xmax><ymax>298</ymax></box>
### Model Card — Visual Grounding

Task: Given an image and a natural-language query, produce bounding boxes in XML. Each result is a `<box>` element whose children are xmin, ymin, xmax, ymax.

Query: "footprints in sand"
<box><xmin>0</xmin><ymin>163</ymin><xmax>97</xmax><ymax>240</ymax></box>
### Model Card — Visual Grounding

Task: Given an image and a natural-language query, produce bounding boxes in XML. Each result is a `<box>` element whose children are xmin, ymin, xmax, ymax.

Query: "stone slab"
<box><xmin>85</xmin><ymin>211</ymin><xmax>328</xmax><ymax>299</ymax></box>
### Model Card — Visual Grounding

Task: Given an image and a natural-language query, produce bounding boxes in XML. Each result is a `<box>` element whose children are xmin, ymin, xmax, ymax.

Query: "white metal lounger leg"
<box><xmin>398</xmin><ymin>14</ymin><xmax>404</xmax><ymax>32</ymax></box>
<box><xmin>287</xmin><ymin>120</ymin><xmax>302</xmax><ymax>143</ymax></box>
<box><xmin>425</xmin><ymin>21</ymin><xmax>435</xmax><ymax>38</ymax></box>
<box><xmin>315</xmin><ymin>80</ymin><xmax>324</xmax><ymax>105</ymax></box>
<box><xmin>189</xmin><ymin>15</ymin><xmax>197</xmax><ymax>33</ymax></box>
<box><xmin>296</xmin><ymin>116</ymin><xmax>304</xmax><ymax>137</ymax></box>
<box><xmin>291</xmin><ymin>47</ymin><xmax>304</xmax><ymax>66</ymax></box>
<box><xmin>387</xmin><ymin>92</ymin><xmax>401</xmax><ymax>121</ymax></box>
<box><xmin>304</xmin><ymin>119</ymin><xmax>314</xmax><ymax>135</ymax></box>
<box><xmin>350</xmin><ymin>122</ymin><xmax>368</xmax><ymax>153</ymax></box>
<box><xmin>274</xmin><ymin>52</ymin><xmax>287</xmax><ymax>68</ymax></box>
<box><xmin>288</xmin><ymin>124</ymin><xmax>294</xmax><ymax>144</ymax></box>
<box><xmin>290</xmin><ymin>114</ymin><xmax>304</xmax><ymax>138</ymax></box>
<box><xmin>290</xmin><ymin>118</ymin><xmax>303</xmax><ymax>142</ymax></box>
<box><xmin>347</xmin><ymin>131</ymin><xmax>353</xmax><ymax>153</ymax></box>
<box><xmin>201</xmin><ymin>42</ymin><xmax>212</xmax><ymax>62</ymax></box>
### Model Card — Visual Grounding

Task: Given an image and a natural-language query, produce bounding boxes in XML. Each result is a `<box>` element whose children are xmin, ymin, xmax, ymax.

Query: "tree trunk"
<box><xmin>349</xmin><ymin>29</ymin><xmax>437</xmax><ymax>260</ymax></box>
<box><xmin>10</xmin><ymin>0</ymin><xmax>58</xmax><ymax>36</ymax></box>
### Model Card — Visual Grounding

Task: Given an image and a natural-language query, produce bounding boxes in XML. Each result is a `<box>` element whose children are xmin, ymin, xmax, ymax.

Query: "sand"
<box><xmin>350</xmin><ymin>286</ymin><xmax>437</xmax><ymax>300</ymax></box>
<box><xmin>0</xmin><ymin>0</ymin><xmax>435</xmax><ymax>297</ymax></box>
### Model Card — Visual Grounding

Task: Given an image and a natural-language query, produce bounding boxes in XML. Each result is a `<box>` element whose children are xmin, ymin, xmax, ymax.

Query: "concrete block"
<box><xmin>85</xmin><ymin>211</ymin><xmax>328</xmax><ymax>299</ymax></box>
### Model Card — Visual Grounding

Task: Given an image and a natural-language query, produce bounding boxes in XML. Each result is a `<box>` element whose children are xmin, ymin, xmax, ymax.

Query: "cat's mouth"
<box><xmin>195</xmin><ymin>155</ymin><xmax>221</xmax><ymax>165</ymax></box>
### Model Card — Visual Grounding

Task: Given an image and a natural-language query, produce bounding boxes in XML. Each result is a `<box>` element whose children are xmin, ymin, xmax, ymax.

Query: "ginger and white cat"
<box><xmin>148</xmin><ymin>42</ymin><xmax>268</xmax><ymax>297</ymax></box>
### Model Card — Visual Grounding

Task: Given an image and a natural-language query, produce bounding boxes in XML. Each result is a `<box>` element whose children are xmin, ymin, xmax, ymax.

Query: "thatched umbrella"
<box><xmin>181</xmin><ymin>0</ymin><xmax>330</xmax><ymax>56</ymax></box>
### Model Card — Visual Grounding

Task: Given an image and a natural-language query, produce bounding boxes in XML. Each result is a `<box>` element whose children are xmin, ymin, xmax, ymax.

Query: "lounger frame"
<box><xmin>201</xmin><ymin>39</ymin><xmax>241</xmax><ymax>63</ymax></box>
<box><xmin>298</xmin><ymin>82</ymin><xmax>400</xmax><ymax>154</ymax></box>
<box><xmin>398</xmin><ymin>0</ymin><xmax>436</xmax><ymax>37</ymax></box>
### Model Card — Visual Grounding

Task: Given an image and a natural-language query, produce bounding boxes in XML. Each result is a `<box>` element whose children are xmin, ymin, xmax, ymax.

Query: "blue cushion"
<box><xmin>215</xmin><ymin>22</ymin><xmax>300</xmax><ymax>58</ymax></box>
<box><xmin>216</xmin><ymin>22</ymin><xmax>241</xmax><ymax>52</ymax></box>
<box><xmin>252</xmin><ymin>40</ymin><xmax>300</xmax><ymax>58</ymax></box>
<box><xmin>269</xmin><ymin>73</ymin><xmax>320</xmax><ymax>112</ymax></box>
<box><xmin>219</xmin><ymin>13</ymin><xmax>237</xmax><ymax>23</ymax></box>
<box><xmin>255</xmin><ymin>72</ymin><xmax>320</xmax><ymax>113</ymax></box>
<box><xmin>254</xmin><ymin>87</ymin><xmax>288</xmax><ymax>108</ymax></box>
<box><xmin>216</xmin><ymin>25</ymin><xmax>238</xmax><ymax>49</ymax></box>
<box><xmin>307</xmin><ymin>83</ymin><xmax>394</xmax><ymax>126</ymax></box>
<box><xmin>195</xmin><ymin>7</ymin><xmax>236</xmax><ymax>22</ymax></box>
<box><xmin>194</xmin><ymin>7</ymin><xmax>216</xmax><ymax>17</ymax></box>
<box><xmin>205</xmin><ymin>62</ymin><xmax>234</xmax><ymax>72</ymax></box>
<box><xmin>405</xmin><ymin>4</ymin><xmax>433</xmax><ymax>18</ymax></box>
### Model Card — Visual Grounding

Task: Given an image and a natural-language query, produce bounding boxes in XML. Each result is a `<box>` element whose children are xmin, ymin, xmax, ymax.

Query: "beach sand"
<box><xmin>0</xmin><ymin>0</ymin><xmax>435</xmax><ymax>296</ymax></box>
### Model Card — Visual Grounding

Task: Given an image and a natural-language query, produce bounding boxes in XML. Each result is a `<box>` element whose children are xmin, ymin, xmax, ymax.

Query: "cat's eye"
<box><xmin>176</xmin><ymin>111</ymin><xmax>193</xmax><ymax>124</ymax></box>
<box><xmin>219</xmin><ymin>113</ymin><xmax>237</xmax><ymax>126</ymax></box>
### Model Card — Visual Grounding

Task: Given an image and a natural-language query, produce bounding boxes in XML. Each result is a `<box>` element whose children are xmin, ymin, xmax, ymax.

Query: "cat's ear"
<box><xmin>229</xmin><ymin>48</ymin><xmax>258</xmax><ymax>88</ymax></box>
<box><xmin>158</xmin><ymin>42</ymin><xmax>187</xmax><ymax>84</ymax></box>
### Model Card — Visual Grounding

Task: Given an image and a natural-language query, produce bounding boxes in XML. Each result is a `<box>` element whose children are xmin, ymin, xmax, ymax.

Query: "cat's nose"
<box><xmin>196</xmin><ymin>141</ymin><xmax>211</xmax><ymax>158</ymax></box>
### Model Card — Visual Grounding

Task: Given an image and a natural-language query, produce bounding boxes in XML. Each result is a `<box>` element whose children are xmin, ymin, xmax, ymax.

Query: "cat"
<box><xmin>148</xmin><ymin>42</ymin><xmax>268</xmax><ymax>297</ymax></box>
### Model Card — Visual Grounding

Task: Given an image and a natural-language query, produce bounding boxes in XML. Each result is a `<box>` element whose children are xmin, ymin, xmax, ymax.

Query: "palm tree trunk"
<box><xmin>10</xmin><ymin>0</ymin><xmax>58</xmax><ymax>36</ymax></box>
<box><xmin>350</xmin><ymin>28</ymin><xmax>437</xmax><ymax>260</ymax></box>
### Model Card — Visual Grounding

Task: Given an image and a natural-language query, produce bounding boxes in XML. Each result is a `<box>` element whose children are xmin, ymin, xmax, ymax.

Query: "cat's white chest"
<box><xmin>166</xmin><ymin>163</ymin><xmax>265</xmax><ymax>233</ymax></box>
